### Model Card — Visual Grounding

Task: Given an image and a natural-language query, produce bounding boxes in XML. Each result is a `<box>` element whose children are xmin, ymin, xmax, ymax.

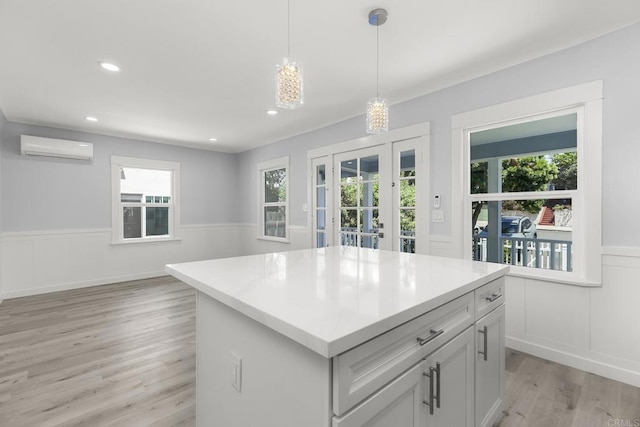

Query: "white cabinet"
<box><xmin>475</xmin><ymin>304</ymin><xmax>506</xmax><ymax>427</ymax></box>
<box><xmin>333</xmin><ymin>361</ymin><xmax>426</xmax><ymax>427</ymax></box>
<box><xmin>423</xmin><ymin>327</ymin><xmax>475</xmax><ymax>427</ymax></box>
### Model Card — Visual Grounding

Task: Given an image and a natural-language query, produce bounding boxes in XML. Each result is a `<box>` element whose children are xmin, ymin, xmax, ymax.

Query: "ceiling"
<box><xmin>1</xmin><ymin>1</ymin><xmax>639</xmax><ymax>153</ymax></box>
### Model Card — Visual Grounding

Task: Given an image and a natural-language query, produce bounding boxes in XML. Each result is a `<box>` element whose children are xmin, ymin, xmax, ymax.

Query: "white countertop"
<box><xmin>166</xmin><ymin>247</ymin><xmax>508</xmax><ymax>358</ymax></box>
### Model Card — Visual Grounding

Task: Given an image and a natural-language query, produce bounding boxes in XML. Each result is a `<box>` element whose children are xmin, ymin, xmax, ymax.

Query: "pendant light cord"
<box><xmin>287</xmin><ymin>0</ymin><xmax>291</xmax><ymax>58</ymax></box>
<box><xmin>376</xmin><ymin>23</ymin><xmax>379</xmax><ymax>98</ymax></box>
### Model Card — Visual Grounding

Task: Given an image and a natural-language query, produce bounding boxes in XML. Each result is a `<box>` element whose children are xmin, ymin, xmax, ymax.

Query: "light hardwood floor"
<box><xmin>0</xmin><ymin>277</ymin><xmax>196</xmax><ymax>427</ymax></box>
<box><xmin>1</xmin><ymin>277</ymin><xmax>639</xmax><ymax>426</ymax></box>
<box><xmin>497</xmin><ymin>349</ymin><xmax>640</xmax><ymax>427</ymax></box>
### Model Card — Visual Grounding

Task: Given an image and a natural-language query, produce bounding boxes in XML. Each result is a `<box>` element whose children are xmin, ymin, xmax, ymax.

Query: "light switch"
<box><xmin>432</xmin><ymin>210</ymin><xmax>445</xmax><ymax>223</ymax></box>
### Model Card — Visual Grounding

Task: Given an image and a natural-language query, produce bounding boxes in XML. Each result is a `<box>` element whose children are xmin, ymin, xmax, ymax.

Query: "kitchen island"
<box><xmin>166</xmin><ymin>247</ymin><xmax>509</xmax><ymax>427</ymax></box>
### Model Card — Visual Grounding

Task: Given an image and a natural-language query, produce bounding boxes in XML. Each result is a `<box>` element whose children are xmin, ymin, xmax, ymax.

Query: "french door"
<box><xmin>334</xmin><ymin>146</ymin><xmax>392</xmax><ymax>250</ymax></box>
<box><xmin>311</xmin><ymin>136</ymin><xmax>426</xmax><ymax>253</ymax></box>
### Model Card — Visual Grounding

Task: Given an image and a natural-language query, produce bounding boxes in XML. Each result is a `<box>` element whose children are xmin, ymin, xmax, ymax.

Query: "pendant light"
<box><xmin>276</xmin><ymin>0</ymin><xmax>303</xmax><ymax>109</ymax></box>
<box><xmin>366</xmin><ymin>8</ymin><xmax>389</xmax><ymax>134</ymax></box>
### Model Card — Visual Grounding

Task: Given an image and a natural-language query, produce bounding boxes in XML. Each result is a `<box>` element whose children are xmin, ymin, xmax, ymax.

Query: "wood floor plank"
<box><xmin>0</xmin><ymin>277</ymin><xmax>196</xmax><ymax>426</ymax></box>
<box><xmin>496</xmin><ymin>349</ymin><xmax>640</xmax><ymax>427</ymax></box>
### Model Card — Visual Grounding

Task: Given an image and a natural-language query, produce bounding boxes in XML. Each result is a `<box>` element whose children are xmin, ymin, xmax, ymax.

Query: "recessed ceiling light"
<box><xmin>85</xmin><ymin>116</ymin><xmax>98</xmax><ymax>122</ymax></box>
<box><xmin>99</xmin><ymin>61</ymin><xmax>120</xmax><ymax>72</ymax></box>
<box><xmin>266</xmin><ymin>110</ymin><xmax>278</xmax><ymax>116</ymax></box>
<box><xmin>208</xmin><ymin>138</ymin><xmax>218</xmax><ymax>142</ymax></box>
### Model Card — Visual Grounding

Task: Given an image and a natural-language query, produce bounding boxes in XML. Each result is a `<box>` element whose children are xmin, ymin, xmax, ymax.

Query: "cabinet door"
<box><xmin>423</xmin><ymin>327</ymin><xmax>475</xmax><ymax>427</ymax></box>
<box><xmin>475</xmin><ymin>304</ymin><xmax>506</xmax><ymax>427</ymax></box>
<box><xmin>333</xmin><ymin>361</ymin><xmax>426</xmax><ymax>427</ymax></box>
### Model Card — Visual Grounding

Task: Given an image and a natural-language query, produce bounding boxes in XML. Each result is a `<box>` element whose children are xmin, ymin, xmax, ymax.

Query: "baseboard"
<box><xmin>506</xmin><ymin>336</ymin><xmax>640</xmax><ymax>388</ymax></box>
<box><xmin>3</xmin><ymin>271</ymin><xmax>166</xmax><ymax>299</ymax></box>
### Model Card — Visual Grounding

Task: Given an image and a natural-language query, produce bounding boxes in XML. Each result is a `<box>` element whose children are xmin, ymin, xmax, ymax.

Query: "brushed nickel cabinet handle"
<box><xmin>422</xmin><ymin>367</ymin><xmax>436</xmax><ymax>415</ymax></box>
<box><xmin>478</xmin><ymin>325</ymin><xmax>488</xmax><ymax>361</ymax></box>
<box><xmin>434</xmin><ymin>362</ymin><xmax>441</xmax><ymax>409</ymax></box>
<box><xmin>486</xmin><ymin>293</ymin><xmax>502</xmax><ymax>303</ymax></box>
<box><xmin>416</xmin><ymin>329</ymin><xmax>444</xmax><ymax>346</ymax></box>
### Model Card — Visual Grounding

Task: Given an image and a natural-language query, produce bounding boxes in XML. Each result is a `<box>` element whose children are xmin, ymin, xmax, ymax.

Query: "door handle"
<box><xmin>378</xmin><ymin>232</ymin><xmax>384</xmax><ymax>238</ymax></box>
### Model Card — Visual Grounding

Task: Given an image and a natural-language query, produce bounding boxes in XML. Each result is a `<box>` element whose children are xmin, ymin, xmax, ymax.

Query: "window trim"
<box><xmin>110</xmin><ymin>156</ymin><xmax>181</xmax><ymax>245</ymax></box>
<box><xmin>257</xmin><ymin>156</ymin><xmax>290</xmax><ymax>243</ymax></box>
<box><xmin>451</xmin><ymin>81</ymin><xmax>602</xmax><ymax>286</ymax></box>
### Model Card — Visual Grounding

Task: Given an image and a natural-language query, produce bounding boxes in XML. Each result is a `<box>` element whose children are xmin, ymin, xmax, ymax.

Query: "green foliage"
<box><xmin>264</xmin><ymin>168</ymin><xmax>287</xmax><ymax>202</ymax></box>
<box><xmin>501</xmin><ymin>156</ymin><xmax>557</xmax><ymax>213</ymax></box>
<box><xmin>552</xmin><ymin>152</ymin><xmax>577</xmax><ymax>190</ymax></box>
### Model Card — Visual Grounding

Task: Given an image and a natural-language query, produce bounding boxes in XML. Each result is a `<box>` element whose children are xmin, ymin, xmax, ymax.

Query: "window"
<box><xmin>470</xmin><ymin>112</ymin><xmax>577</xmax><ymax>274</ymax></box>
<box><xmin>451</xmin><ymin>81</ymin><xmax>602</xmax><ymax>285</ymax></box>
<box><xmin>111</xmin><ymin>156</ymin><xmax>181</xmax><ymax>244</ymax></box>
<box><xmin>258</xmin><ymin>156</ymin><xmax>289</xmax><ymax>242</ymax></box>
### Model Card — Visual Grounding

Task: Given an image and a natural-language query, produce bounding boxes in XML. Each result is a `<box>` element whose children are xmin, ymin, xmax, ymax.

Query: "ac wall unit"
<box><xmin>20</xmin><ymin>135</ymin><xmax>94</xmax><ymax>160</ymax></box>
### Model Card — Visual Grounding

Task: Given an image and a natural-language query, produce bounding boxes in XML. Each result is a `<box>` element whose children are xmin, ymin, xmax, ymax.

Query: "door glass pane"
<box><xmin>399</xmin><ymin>179</ymin><xmax>415</xmax><ymax>207</ymax></box>
<box><xmin>341</xmin><ymin>159</ymin><xmax>357</xmax><ymax>183</ymax></box>
<box><xmin>400</xmin><ymin>238</ymin><xmax>415</xmax><ymax>253</ymax></box>
<box><xmin>340</xmin><ymin>209</ymin><xmax>357</xmax><ymax>230</ymax></box>
<box><xmin>316</xmin><ymin>232</ymin><xmax>326</xmax><ymax>248</ymax></box>
<box><xmin>264</xmin><ymin>206</ymin><xmax>286</xmax><ymax>238</ymax></box>
<box><xmin>146</xmin><ymin>207</ymin><xmax>169</xmax><ymax>236</ymax></box>
<box><xmin>359</xmin><ymin>181</ymin><xmax>379</xmax><ymax>207</ymax></box>
<box><xmin>400</xmin><ymin>209</ymin><xmax>416</xmax><ymax>233</ymax></box>
<box><xmin>359</xmin><ymin>155</ymin><xmax>379</xmax><ymax>180</ymax></box>
<box><xmin>316</xmin><ymin>187</ymin><xmax>326</xmax><ymax>208</ymax></box>
<box><xmin>316</xmin><ymin>164</ymin><xmax>326</xmax><ymax>185</ymax></box>
<box><xmin>341</xmin><ymin>184</ymin><xmax>357</xmax><ymax>208</ymax></box>
<box><xmin>317</xmin><ymin>209</ymin><xmax>326</xmax><ymax>230</ymax></box>
<box><xmin>264</xmin><ymin>168</ymin><xmax>287</xmax><ymax>202</ymax></box>
<box><xmin>359</xmin><ymin>209</ymin><xmax>379</xmax><ymax>233</ymax></box>
<box><xmin>123</xmin><ymin>207</ymin><xmax>141</xmax><ymax>239</ymax></box>
<box><xmin>340</xmin><ymin>232</ymin><xmax>358</xmax><ymax>247</ymax></box>
<box><xmin>360</xmin><ymin>235</ymin><xmax>379</xmax><ymax>249</ymax></box>
<box><xmin>400</xmin><ymin>150</ymin><xmax>415</xmax><ymax>175</ymax></box>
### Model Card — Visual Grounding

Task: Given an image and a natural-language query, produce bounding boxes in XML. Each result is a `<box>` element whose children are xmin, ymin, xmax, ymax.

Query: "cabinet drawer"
<box><xmin>475</xmin><ymin>277</ymin><xmax>505</xmax><ymax>321</ymax></box>
<box><xmin>332</xmin><ymin>292</ymin><xmax>474</xmax><ymax>416</ymax></box>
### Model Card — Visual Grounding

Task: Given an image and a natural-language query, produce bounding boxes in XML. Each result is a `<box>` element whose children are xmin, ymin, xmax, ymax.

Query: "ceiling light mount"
<box><xmin>366</xmin><ymin>8</ymin><xmax>389</xmax><ymax>134</ymax></box>
<box><xmin>368</xmin><ymin>8</ymin><xmax>388</xmax><ymax>26</ymax></box>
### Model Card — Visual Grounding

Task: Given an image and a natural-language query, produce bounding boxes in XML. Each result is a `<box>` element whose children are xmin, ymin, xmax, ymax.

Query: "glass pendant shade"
<box><xmin>276</xmin><ymin>57</ymin><xmax>303</xmax><ymax>109</ymax></box>
<box><xmin>366</xmin><ymin>97</ymin><xmax>389</xmax><ymax>134</ymax></box>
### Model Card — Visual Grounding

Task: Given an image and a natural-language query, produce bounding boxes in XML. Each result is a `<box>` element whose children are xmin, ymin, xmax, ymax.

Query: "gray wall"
<box><xmin>236</xmin><ymin>22</ymin><xmax>640</xmax><ymax>248</ymax></box>
<box><xmin>1</xmin><ymin>122</ymin><xmax>238</xmax><ymax>232</ymax></box>
<box><xmin>0</xmin><ymin>109</ymin><xmax>6</xmax><ymax>232</ymax></box>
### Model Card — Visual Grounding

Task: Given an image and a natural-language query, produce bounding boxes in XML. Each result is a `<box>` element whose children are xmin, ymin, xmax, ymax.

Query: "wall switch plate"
<box><xmin>302</xmin><ymin>203</ymin><xmax>308</xmax><ymax>212</ymax></box>
<box><xmin>432</xmin><ymin>210</ymin><xmax>445</xmax><ymax>223</ymax></box>
<box><xmin>231</xmin><ymin>352</ymin><xmax>242</xmax><ymax>392</ymax></box>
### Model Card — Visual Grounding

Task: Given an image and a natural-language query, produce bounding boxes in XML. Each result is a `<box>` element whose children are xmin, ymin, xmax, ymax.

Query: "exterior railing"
<box><xmin>472</xmin><ymin>235</ymin><xmax>573</xmax><ymax>271</ymax></box>
<box><xmin>339</xmin><ymin>228</ymin><xmax>416</xmax><ymax>253</ymax></box>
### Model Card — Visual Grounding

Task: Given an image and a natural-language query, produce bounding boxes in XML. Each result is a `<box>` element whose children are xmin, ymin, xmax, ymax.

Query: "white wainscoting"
<box><xmin>236</xmin><ymin>225</ymin><xmax>312</xmax><ymax>256</ymax></box>
<box><xmin>0</xmin><ymin>224</ymin><xmax>241</xmax><ymax>299</ymax></box>
<box><xmin>506</xmin><ymin>246</ymin><xmax>640</xmax><ymax>388</ymax></box>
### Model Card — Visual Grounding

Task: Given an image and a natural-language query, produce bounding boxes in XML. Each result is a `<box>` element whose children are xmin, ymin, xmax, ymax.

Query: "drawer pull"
<box><xmin>416</xmin><ymin>329</ymin><xmax>444</xmax><ymax>346</ymax></box>
<box><xmin>422</xmin><ymin>362</ymin><xmax>441</xmax><ymax>414</ymax></box>
<box><xmin>485</xmin><ymin>293</ymin><xmax>502</xmax><ymax>303</ymax></box>
<box><xmin>478</xmin><ymin>326</ymin><xmax>488</xmax><ymax>361</ymax></box>
<box><xmin>434</xmin><ymin>362</ymin><xmax>441</xmax><ymax>408</ymax></box>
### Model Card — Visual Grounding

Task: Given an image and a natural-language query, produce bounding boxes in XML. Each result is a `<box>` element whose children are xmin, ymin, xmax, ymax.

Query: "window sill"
<box><xmin>506</xmin><ymin>267</ymin><xmax>601</xmax><ymax>288</ymax></box>
<box><xmin>257</xmin><ymin>236</ymin><xmax>291</xmax><ymax>244</ymax></box>
<box><xmin>111</xmin><ymin>236</ymin><xmax>182</xmax><ymax>246</ymax></box>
